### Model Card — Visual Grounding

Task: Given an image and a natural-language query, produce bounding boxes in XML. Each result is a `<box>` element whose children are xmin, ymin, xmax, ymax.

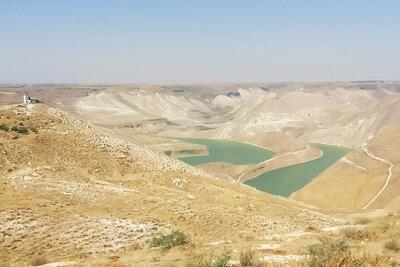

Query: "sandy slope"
<box><xmin>0</xmin><ymin>104</ymin><xmax>342</xmax><ymax>265</ymax></box>
<box><xmin>2</xmin><ymin>83</ymin><xmax>400</xmax><ymax>208</ymax></box>
<box><xmin>292</xmin><ymin>124</ymin><xmax>400</xmax><ymax>211</ymax></box>
<box><xmin>4</xmin><ymin>82</ymin><xmax>400</xmax><ymax>149</ymax></box>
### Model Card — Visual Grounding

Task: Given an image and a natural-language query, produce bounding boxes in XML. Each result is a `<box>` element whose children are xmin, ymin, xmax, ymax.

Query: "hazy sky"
<box><xmin>1</xmin><ymin>0</ymin><xmax>399</xmax><ymax>83</ymax></box>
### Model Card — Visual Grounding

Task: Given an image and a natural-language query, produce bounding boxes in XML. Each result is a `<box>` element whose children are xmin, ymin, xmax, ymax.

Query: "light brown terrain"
<box><xmin>292</xmin><ymin>123</ymin><xmax>400</xmax><ymax>212</ymax></box>
<box><xmin>1</xmin><ymin>82</ymin><xmax>400</xmax><ymax>266</ymax></box>
<box><xmin>0</xmin><ymin>104</ymin><xmax>343</xmax><ymax>266</ymax></box>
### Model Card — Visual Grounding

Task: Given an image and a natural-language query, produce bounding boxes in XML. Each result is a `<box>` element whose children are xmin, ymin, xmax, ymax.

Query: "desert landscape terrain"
<box><xmin>1</xmin><ymin>82</ymin><xmax>400</xmax><ymax>266</ymax></box>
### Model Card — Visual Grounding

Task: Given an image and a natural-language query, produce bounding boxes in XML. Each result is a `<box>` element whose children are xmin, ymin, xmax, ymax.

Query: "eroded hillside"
<box><xmin>0</xmin><ymin>104</ymin><xmax>343</xmax><ymax>266</ymax></box>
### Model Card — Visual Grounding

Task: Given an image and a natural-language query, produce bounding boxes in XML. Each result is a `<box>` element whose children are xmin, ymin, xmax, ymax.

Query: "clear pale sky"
<box><xmin>1</xmin><ymin>0</ymin><xmax>399</xmax><ymax>83</ymax></box>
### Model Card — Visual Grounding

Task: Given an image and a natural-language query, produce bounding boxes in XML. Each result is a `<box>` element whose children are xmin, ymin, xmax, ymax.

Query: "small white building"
<box><xmin>23</xmin><ymin>92</ymin><xmax>31</xmax><ymax>105</ymax></box>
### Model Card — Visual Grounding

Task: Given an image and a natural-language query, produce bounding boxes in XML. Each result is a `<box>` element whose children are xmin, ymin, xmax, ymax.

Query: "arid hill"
<box><xmin>0</xmin><ymin>104</ymin><xmax>342</xmax><ymax>266</ymax></box>
<box><xmin>292</xmin><ymin>123</ymin><xmax>400</xmax><ymax>211</ymax></box>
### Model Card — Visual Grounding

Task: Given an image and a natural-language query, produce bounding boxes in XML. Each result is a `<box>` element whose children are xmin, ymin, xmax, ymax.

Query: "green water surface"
<box><xmin>244</xmin><ymin>144</ymin><xmax>350</xmax><ymax>197</ymax></box>
<box><xmin>176</xmin><ymin>137</ymin><xmax>275</xmax><ymax>165</ymax></box>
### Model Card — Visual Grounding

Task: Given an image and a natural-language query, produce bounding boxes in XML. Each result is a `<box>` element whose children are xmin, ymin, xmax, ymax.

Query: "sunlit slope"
<box><xmin>211</xmin><ymin>87</ymin><xmax>400</xmax><ymax>147</ymax></box>
<box><xmin>292</xmin><ymin>123</ymin><xmax>400</xmax><ymax>211</ymax></box>
<box><xmin>245</xmin><ymin>144</ymin><xmax>350</xmax><ymax>197</ymax></box>
<box><xmin>68</xmin><ymin>84</ymin><xmax>400</xmax><ymax>148</ymax></box>
<box><xmin>0</xmin><ymin>104</ymin><xmax>341</xmax><ymax>264</ymax></box>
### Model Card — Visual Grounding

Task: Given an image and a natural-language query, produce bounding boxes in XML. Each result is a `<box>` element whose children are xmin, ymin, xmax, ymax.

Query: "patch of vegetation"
<box><xmin>196</xmin><ymin>125</ymin><xmax>216</xmax><ymax>131</ymax></box>
<box><xmin>185</xmin><ymin>251</ymin><xmax>231</xmax><ymax>267</ymax></box>
<box><xmin>341</xmin><ymin>228</ymin><xmax>376</xmax><ymax>241</ymax></box>
<box><xmin>17</xmin><ymin>126</ymin><xmax>29</xmax><ymax>134</ymax></box>
<box><xmin>0</xmin><ymin>124</ymin><xmax>9</xmax><ymax>131</ymax></box>
<box><xmin>2</xmin><ymin>122</ymin><xmax>37</xmax><ymax>134</ymax></box>
<box><xmin>368</xmin><ymin>215</ymin><xmax>400</xmax><ymax>240</ymax></box>
<box><xmin>179</xmin><ymin>149</ymin><xmax>197</xmax><ymax>154</ymax></box>
<box><xmin>213</xmin><ymin>252</ymin><xmax>231</xmax><ymax>267</ymax></box>
<box><xmin>384</xmin><ymin>239</ymin><xmax>400</xmax><ymax>252</ymax></box>
<box><xmin>239</xmin><ymin>248</ymin><xmax>257</xmax><ymax>267</ymax></box>
<box><xmin>185</xmin><ymin>255</ymin><xmax>212</xmax><ymax>267</ymax></box>
<box><xmin>150</xmin><ymin>230</ymin><xmax>188</xmax><ymax>250</ymax></box>
<box><xmin>300</xmin><ymin>237</ymin><xmax>390</xmax><ymax>266</ymax></box>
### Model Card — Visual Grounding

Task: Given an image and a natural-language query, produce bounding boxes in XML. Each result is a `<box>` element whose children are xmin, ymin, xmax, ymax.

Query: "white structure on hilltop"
<box><xmin>23</xmin><ymin>92</ymin><xmax>31</xmax><ymax>105</ymax></box>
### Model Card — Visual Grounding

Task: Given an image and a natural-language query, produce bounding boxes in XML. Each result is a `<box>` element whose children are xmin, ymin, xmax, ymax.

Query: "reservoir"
<box><xmin>244</xmin><ymin>144</ymin><xmax>350</xmax><ymax>197</ymax></box>
<box><xmin>176</xmin><ymin>137</ymin><xmax>275</xmax><ymax>165</ymax></box>
<box><xmin>174</xmin><ymin>138</ymin><xmax>349</xmax><ymax>198</ymax></box>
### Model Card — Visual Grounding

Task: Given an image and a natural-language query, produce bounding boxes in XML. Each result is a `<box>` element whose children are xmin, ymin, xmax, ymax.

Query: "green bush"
<box><xmin>150</xmin><ymin>230</ymin><xmax>188</xmax><ymax>250</ymax></box>
<box><xmin>18</xmin><ymin>126</ymin><xmax>29</xmax><ymax>134</ymax></box>
<box><xmin>0</xmin><ymin>124</ymin><xmax>9</xmax><ymax>131</ymax></box>
<box><xmin>212</xmin><ymin>252</ymin><xmax>231</xmax><ymax>267</ymax></box>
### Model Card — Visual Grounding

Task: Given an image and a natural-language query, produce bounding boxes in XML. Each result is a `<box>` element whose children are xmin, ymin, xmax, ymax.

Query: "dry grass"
<box><xmin>298</xmin><ymin>237</ymin><xmax>390</xmax><ymax>267</ymax></box>
<box><xmin>185</xmin><ymin>251</ymin><xmax>231</xmax><ymax>267</ymax></box>
<box><xmin>368</xmin><ymin>215</ymin><xmax>400</xmax><ymax>240</ymax></box>
<box><xmin>185</xmin><ymin>254</ymin><xmax>212</xmax><ymax>267</ymax></box>
<box><xmin>384</xmin><ymin>239</ymin><xmax>400</xmax><ymax>252</ymax></box>
<box><xmin>341</xmin><ymin>228</ymin><xmax>376</xmax><ymax>241</ymax></box>
<box><xmin>239</xmin><ymin>248</ymin><xmax>258</xmax><ymax>267</ymax></box>
<box><xmin>353</xmin><ymin>217</ymin><xmax>371</xmax><ymax>225</ymax></box>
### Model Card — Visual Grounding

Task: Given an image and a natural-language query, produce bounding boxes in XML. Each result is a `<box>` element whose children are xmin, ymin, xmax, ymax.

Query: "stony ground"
<box><xmin>0</xmin><ymin>104</ymin><xmax>345</xmax><ymax>266</ymax></box>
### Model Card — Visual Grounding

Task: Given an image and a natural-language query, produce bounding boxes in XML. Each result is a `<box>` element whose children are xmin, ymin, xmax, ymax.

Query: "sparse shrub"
<box><xmin>307</xmin><ymin>225</ymin><xmax>318</xmax><ymax>232</ymax></box>
<box><xmin>384</xmin><ymin>239</ymin><xmax>400</xmax><ymax>252</ymax></box>
<box><xmin>341</xmin><ymin>228</ymin><xmax>376</xmax><ymax>241</ymax></box>
<box><xmin>304</xmin><ymin>237</ymin><xmax>350</xmax><ymax>266</ymax></box>
<box><xmin>18</xmin><ymin>122</ymin><xmax>24</xmax><ymax>126</ymax></box>
<box><xmin>31</xmin><ymin>255</ymin><xmax>48</xmax><ymax>266</ymax></box>
<box><xmin>11</xmin><ymin>125</ymin><xmax>19</xmax><ymax>132</ymax></box>
<box><xmin>185</xmin><ymin>254</ymin><xmax>212</xmax><ymax>267</ymax></box>
<box><xmin>17</xmin><ymin>126</ymin><xmax>29</xmax><ymax>134</ymax></box>
<box><xmin>213</xmin><ymin>251</ymin><xmax>231</xmax><ymax>267</ymax></box>
<box><xmin>185</xmin><ymin>252</ymin><xmax>231</xmax><ymax>267</ymax></box>
<box><xmin>300</xmin><ymin>237</ymin><xmax>390</xmax><ymax>266</ymax></box>
<box><xmin>0</xmin><ymin>124</ymin><xmax>9</xmax><ymax>131</ymax></box>
<box><xmin>31</xmin><ymin>127</ymin><xmax>38</xmax><ymax>134</ymax></box>
<box><xmin>150</xmin><ymin>230</ymin><xmax>188</xmax><ymax>250</ymax></box>
<box><xmin>239</xmin><ymin>248</ymin><xmax>257</xmax><ymax>267</ymax></box>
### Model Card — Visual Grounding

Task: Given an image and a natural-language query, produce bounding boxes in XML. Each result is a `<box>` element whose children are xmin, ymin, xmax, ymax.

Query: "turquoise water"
<box><xmin>169</xmin><ymin>138</ymin><xmax>349</xmax><ymax>197</ymax></box>
<box><xmin>176</xmin><ymin>137</ymin><xmax>275</xmax><ymax>165</ymax></box>
<box><xmin>244</xmin><ymin>144</ymin><xmax>351</xmax><ymax>197</ymax></box>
